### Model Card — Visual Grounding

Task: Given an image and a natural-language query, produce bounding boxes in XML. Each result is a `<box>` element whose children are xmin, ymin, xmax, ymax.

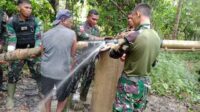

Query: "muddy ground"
<box><xmin>0</xmin><ymin>77</ymin><xmax>199</xmax><ymax>112</ymax></box>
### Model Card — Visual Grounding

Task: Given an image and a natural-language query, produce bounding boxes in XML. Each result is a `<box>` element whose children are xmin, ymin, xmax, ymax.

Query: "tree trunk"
<box><xmin>65</xmin><ymin>0</ymin><xmax>70</xmax><ymax>9</ymax></box>
<box><xmin>0</xmin><ymin>41</ymin><xmax>89</xmax><ymax>61</ymax></box>
<box><xmin>172</xmin><ymin>0</ymin><xmax>183</xmax><ymax>39</ymax></box>
<box><xmin>48</xmin><ymin>0</ymin><xmax>59</xmax><ymax>13</ymax></box>
<box><xmin>0</xmin><ymin>48</ymin><xmax>41</xmax><ymax>61</ymax></box>
<box><xmin>135</xmin><ymin>0</ymin><xmax>142</xmax><ymax>4</ymax></box>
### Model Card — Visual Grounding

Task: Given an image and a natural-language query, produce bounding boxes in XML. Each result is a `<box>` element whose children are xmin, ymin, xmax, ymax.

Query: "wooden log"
<box><xmin>91</xmin><ymin>50</ymin><xmax>124</xmax><ymax>112</ymax></box>
<box><xmin>0</xmin><ymin>41</ymin><xmax>89</xmax><ymax>61</ymax></box>
<box><xmin>161</xmin><ymin>40</ymin><xmax>200</xmax><ymax>49</ymax></box>
<box><xmin>0</xmin><ymin>47</ymin><xmax>41</xmax><ymax>61</ymax></box>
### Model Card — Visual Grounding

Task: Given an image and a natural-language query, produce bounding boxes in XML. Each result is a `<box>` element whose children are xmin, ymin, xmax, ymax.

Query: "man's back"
<box><xmin>124</xmin><ymin>29</ymin><xmax>160</xmax><ymax>76</ymax></box>
<box><xmin>41</xmin><ymin>24</ymin><xmax>76</xmax><ymax>80</ymax></box>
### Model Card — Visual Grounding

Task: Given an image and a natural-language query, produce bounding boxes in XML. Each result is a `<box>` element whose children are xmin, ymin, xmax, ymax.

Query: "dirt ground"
<box><xmin>0</xmin><ymin>77</ymin><xmax>199</xmax><ymax>112</ymax></box>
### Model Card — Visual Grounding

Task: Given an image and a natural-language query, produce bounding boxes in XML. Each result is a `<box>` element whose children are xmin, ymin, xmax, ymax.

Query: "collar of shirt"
<box><xmin>135</xmin><ymin>20</ymin><xmax>151</xmax><ymax>31</ymax></box>
<box><xmin>16</xmin><ymin>14</ymin><xmax>33</xmax><ymax>22</ymax></box>
<box><xmin>84</xmin><ymin>21</ymin><xmax>96</xmax><ymax>30</ymax></box>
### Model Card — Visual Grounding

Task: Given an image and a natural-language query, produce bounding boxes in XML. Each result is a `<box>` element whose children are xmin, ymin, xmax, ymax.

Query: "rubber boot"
<box><xmin>6</xmin><ymin>83</ymin><xmax>16</xmax><ymax>109</ymax></box>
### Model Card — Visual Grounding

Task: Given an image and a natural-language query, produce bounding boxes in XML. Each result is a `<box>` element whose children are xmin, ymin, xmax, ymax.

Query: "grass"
<box><xmin>151</xmin><ymin>51</ymin><xmax>200</xmax><ymax>103</ymax></box>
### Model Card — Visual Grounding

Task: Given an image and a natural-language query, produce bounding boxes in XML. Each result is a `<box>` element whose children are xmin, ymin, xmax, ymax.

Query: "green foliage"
<box><xmin>0</xmin><ymin>0</ymin><xmax>17</xmax><ymax>16</ymax></box>
<box><xmin>30</xmin><ymin>0</ymin><xmax>55</xmax><ymax>31</ymax></box>
<box><xmin>180</xmin><ymin>0</ymin><xmax>200</xmax><ymax>40</ymax></box>
<box><xmin>2</xmin><ymin>0</ymin><xmax>199</xmax><ymax>39</ymax></box>
<box><xmin>148</xmin><ymin>0</ymin><xmax>176</xmax><ymax>39</ymax></box>
<box><xmin>86</xmin><ymin>0</ymin><xmax>136</xmax><ymax>36</ymax></box>
<box><xmin>151</xmin><ymin>52</ymin><xmax>200</xmax><ymax>102</ymax></box>
<box><xmin>0</xmin><ymin>0</ymin><xmax>55</xmax><ymax>31</ymax></box>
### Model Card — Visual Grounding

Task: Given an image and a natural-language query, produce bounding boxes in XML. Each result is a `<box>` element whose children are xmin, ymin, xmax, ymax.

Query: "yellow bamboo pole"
<box><xmin>161</xmin><ymin>48</ymin><xmax>200</xmax><ymax>52</ymax></box>
<box><xmin>161</xmin><ymin>40</ymin><xmax>200</xmax><ymax>49</ymax></box>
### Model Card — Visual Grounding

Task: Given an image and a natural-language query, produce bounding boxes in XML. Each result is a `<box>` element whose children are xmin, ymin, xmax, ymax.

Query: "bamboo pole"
<box><xmin>161</xmin><ymin>48</ymin><xmax>200</xmax><ymax>52</ymax></box>
<box><xmin>161</xmin><ymin>40</ymin><xmax>200</xmax><ymax>49</ymax></box>
<box><xmin>0</xmin><ymin>41</ymin><xmax>89</xmax><ymax>61</ymax></box>
<box><xmin>91</xmin><ymin>51</ymin><xmax>124</xmax><ymax>112</ymax></box>
<box><xmin>1</xmin><ymin>40</ymin><xmax>200</xmax><ymax>61</ymax></box>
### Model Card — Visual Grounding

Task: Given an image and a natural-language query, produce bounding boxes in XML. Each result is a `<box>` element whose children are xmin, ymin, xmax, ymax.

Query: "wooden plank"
<box><xmin>91</xmin><ymin>51</ymin><xmax>124</xmax><ymax>112</ymax></box>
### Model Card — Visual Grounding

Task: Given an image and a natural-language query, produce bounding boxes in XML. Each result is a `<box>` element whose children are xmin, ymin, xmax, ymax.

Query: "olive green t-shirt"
<box><xmin>124</xmin><ymin>29</ymin><xmax>160</xmax><ymax>76</ymax></box>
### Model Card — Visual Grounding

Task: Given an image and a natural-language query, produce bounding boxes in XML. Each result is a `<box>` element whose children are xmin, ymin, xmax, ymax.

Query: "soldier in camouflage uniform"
<box><xmin>117</xmin><ymin>12</ymin><xmax>135</xmax><ymax>39</ymax></box>
<box><xmin>109</xmin><ymin>4</ymin><xmax>160</xmax><ymax>112</ymax></box>
<box><xmin>0</xmin><ymin>9</ymin><xmax>8</xmax><ymax>92</ymax></box>
<box><xmin>72</xmin><ymin>9</ymin><xmax>103</xmax><ymax>104</ymax></box>
<box><xmin>6</xmin><ymin>0</ymin><xmax>42</xmax><ymax>109</ymax></box>
<box><xmin>117</xmin><ymin>13</ymin><xmax>136</xmax><ymax>62</ymax></box>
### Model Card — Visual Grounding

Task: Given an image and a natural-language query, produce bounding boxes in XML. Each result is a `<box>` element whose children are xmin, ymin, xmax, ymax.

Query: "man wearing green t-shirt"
<box><xmin>109</xmin><ymin>3</ymin><xmax>160</xmax><ymax>112</ymax></box>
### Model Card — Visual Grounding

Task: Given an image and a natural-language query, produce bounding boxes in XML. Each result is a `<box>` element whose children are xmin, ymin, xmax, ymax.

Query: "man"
<box><xmin>0</xmin><ymin>9</ymin><xmax>8</xmax><ymax>92</ymax></box>
<box><xmin>117</xmin><ymin>13</ymin><xmax>136</xmax><ymax>61</ymax></box>
<box><xmin>126</xmin><ymin>12</ymin><xmax>135</xmax><ymax>31</ymax></box>
<box><xmin>109</xmin><ymin>4</ymin><xmax>160</xmax><ymax>112</ymax></box>
<box><xmin>73</xmin><ymin>9</ymin><xmax>103</xmax><ymax>104</ymax></box>
<box><xmin>40</xmin><ymin>9</ymin><xmax>76</xmax><ymax>112</ymax></box>
<box><xmin>6</xmin><ymin>0</ymin><xmax>42</xmax><ymax>108</ymax></box>
<box><xmin>76</xmin><ymin>9</ymin><xmax>103</xmax><ymax>41</ymax></box>
<box><xmin>117</xmin><ymin>13</ymin><xmax>135</xmax><ymax>39</ymax></box>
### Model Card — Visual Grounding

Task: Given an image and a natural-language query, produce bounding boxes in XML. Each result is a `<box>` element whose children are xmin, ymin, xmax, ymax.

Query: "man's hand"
<box><xmin>99</xmin><ymin>43</ymin><xmax>114</xmax><ymax>52</ymax></box>
<box><xmin>116</xmin><ymin>32</ymin><xmax>127</xmax><ymax>39</ymax></box>
<box><xmin>120</xmin><ymin>54</ymin><xmax>126</xmax><ymax>62</ymax></box>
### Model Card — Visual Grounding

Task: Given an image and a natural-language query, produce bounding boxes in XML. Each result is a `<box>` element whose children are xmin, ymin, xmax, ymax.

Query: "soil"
<box><xmin>0</xmin><ymin>77</ymin><xmax>199</xmax><ymax>112</ymax></box>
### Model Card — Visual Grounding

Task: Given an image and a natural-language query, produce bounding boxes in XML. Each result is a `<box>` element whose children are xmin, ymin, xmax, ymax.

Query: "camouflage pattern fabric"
<box><xmin>79</xmin><ymin>57</ymin><xmax>96</xmax><ymax>100</ymax></box>
<box><xmin>71</xmin><ymin>46</ymin><xmax>98</xmax><ymax>97</ymax></box>
<box><xmin>75</xmin><ymin>22</ymin><xmax>100</xmax><ymax>41</ymax></box>
<box><xmin>7</xmin><ymin>15</ymin><xmax>42</xmax><ymax>84</ymax></box>
<box><xmin>8</xmin><ymin>59</ymin><xmax>41</xmax><ymax>83</ymax></box>
<box><xmin>6</xmin><ymin>15</ymin><xmax>42</xmax><ymax>48</ymax></box>
<box><xmin>113</xmin><ymin>74</ymin><xmax>150</xmax><ymax>112</ymax></box>
<box><xmin>72</xmin><ymin>21</ymin><xmax>100</xmax><ymax>100</ymax></box>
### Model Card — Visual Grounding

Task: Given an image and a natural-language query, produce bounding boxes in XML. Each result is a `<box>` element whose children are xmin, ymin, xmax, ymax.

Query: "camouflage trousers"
<box><xmin>71</xmin><ymin>48</ymin><xmax>97</xmax><ymax>101</ymax></box>
<box><xmin>80</xmin><ymin>61</ymin><xmax>95</xmax><ymax>101</ymax></box>
<box><xmin>113</xmin><ymin>74</ymin><xmax>151</xmax><ymax>112</ymax></box>
<box><xmin>71</xmin><ymin>59</ymin><xmax>95</xmax><ymax>100</ymax></box>
<box><xmin>8</xmin><ymin>58</ymin><xmax>41</xmax><ymax>83</ymax></box>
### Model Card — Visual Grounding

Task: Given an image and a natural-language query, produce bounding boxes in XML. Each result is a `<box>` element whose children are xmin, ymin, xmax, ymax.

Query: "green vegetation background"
<box><xmin>1</xmin><ymin>0</ymin><xmax>200</xmax><ymax>106</ymax></box>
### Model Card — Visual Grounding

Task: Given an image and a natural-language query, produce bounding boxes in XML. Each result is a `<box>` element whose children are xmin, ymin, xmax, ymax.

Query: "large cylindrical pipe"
<box><xmin>91</xmin><ymin>51</ymin><xmax>124</xmax><ymax>112</ymax></box>
<box><xmin>161</xmin><ymin>40</ymin><xmax>200</xmax><ymax>49</ymax></box>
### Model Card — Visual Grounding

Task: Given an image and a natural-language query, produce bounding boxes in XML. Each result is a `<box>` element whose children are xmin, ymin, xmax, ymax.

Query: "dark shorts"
<box><xmin>41</xmin><ymin>75</ymin><xmax>73</xmax><ymax>101</ymax></box>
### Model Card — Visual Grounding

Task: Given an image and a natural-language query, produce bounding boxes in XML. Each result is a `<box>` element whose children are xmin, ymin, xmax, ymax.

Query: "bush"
<box><xmin>151</xmin><ymin>52</ymin><xmax>200</xmax><ymax>102</ymax></box>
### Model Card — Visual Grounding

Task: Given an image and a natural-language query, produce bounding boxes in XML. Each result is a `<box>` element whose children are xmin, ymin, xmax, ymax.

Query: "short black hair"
<box><xmin>133</xmin><ymin>3</ymin><xmax>151</xmax><ymax>17</ymax></box>
<box><xmin>17</xmin><ymin>0</ymin><xmax>31</xmax><ymax>5</ymax></box>
<box><xmin>88</xmin><ymin>9</ymin><xmax>99</xmax><ymax>16</ymax></box>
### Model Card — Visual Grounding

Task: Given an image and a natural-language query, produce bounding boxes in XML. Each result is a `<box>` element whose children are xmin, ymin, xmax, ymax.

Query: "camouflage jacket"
<box><xmin>75</xmin><ymin>21</ymin><xmax>100</xmax><ymax>41</ymax></box>
<box><xmin>0</xmin><ymin>10</ymin><xmax>7</xmax><ymax>42</ymax></box>
<box><xmin>6</xmin><ymin>14</ymin><xmax>42</xmax><ymax>49</ymax></box>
